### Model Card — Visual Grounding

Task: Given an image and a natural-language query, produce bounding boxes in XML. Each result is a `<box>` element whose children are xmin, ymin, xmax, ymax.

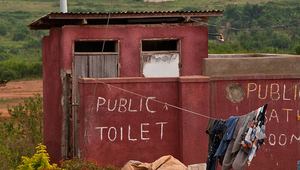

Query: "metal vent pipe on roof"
<box><xmin>60</xmin><ymin>0</ymin><xmax>68</xmax><ymax>13</ymax></box>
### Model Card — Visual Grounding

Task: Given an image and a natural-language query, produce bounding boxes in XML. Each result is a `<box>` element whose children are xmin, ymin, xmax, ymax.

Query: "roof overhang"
<box><xmin>28</xmin><ymin>10</ymin><xmax>223</xmax><ymax>30</ymax></box>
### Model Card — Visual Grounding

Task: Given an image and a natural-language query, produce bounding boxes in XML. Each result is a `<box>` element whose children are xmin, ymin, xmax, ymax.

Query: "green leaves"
<box><xmin>294</xmin><ymin>45</ymin><xmax>300</xmax><ymax>55</ymax></box>
<box><xmin>0</xmin><ymin>94</ymin><xmax>43</xmax><ymax>169</ymax></box>
<box><xmin>0</xmin><ymin>60</ymin><xmax>42</xmax><ymax>81</ymax></box>
<box><xmin>60</xmin><ymin>157</ymin><xmax>120</xmax><ymax>170</ymax></box>
<box><xmin>17</xmin><ymin>144</ymin><xmax>58</xmax><ymax>170</ymax></box>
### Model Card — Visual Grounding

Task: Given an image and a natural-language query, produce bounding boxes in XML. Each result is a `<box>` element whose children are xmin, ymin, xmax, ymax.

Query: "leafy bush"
<box><xmin>0</xmin><ymin>46</ymin><xmax>8</xmax><ymax>61</ymax></box>
<box><xmin>208</xmin><ymin>41</ymin><xmax>245</xmax><ymax>54</ymax></box>
<box><xmin>9</xmin><ymin>47</ymin><xmax>20</xmax><ymax>55</ymax></box>
<box><xmin>0</xmin><ymin>94</ymin><xmax>43</xmax><ymax>169</ymax></box>
<box><xmin>12</xmin><ymin>32</ymin><xmax>27</xmax><ymax>41</ymax></box>
<box><xmin>294</xmin><ymin>45</ymin><xmax>300</xmax><ymax>55</ymax></box>
<box><xmin>17</xmin><ymin>144</ymin><xmax>59</xmax><ymax>170</ymax></box>
<box><xmin>23</xmin><ymin>38</ymin><xmax>42</xmax><ymax>50</ymax></box>
<box><xmin>0</xmin><ymin>60</ymin><xmax>42</xmax><ymax>80</ymax></box>
<box><xmin>0</xmin><ymin>23</ymin><xmax>8</xmax><ymax>36</ymax></box>
<box><xmin>12</xmin><ymin>26</ymin><xmax>30</xmax><ymax>41</ymax></box>
<box><xmin>60</xmin><ymin>157</ymin><xmax>120</xmax><ymax>170</ymax></box>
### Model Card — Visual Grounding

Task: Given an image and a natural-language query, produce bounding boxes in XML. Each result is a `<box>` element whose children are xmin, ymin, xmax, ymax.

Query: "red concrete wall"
<box><xmin>179</xmin><ymin>77</ymin><xmax>210</xmax><ymax>165</ymax></box>
<box><xmin>77</xmin><ymin>77</ymin><xmax>210</xmax><ymax>167</ymax></box>
<box><xmin>76</xmin><ymin>75</ymin><xmax>300</xmax><ymax>169</ymax></box>
<box><xmin>42</xmin><ymin>24</ymin><xmax>208</xmax><ymax>164</ymax></box>
<box><xmin>42</xmin><ymin>28</ymin><xmax>64</xmax><ymax>164</ymax></box>
<box><xmin>60</xmin><ymin>24</ymin><xmax>208</xmax><ymax>76</ymax></box>
<box><xmin>209</xmin><ymin>75</ymin><xmax>300</xmax><ymax>170</ymax></box>
<box><xmin>43</xmin><ymin>23</ymin><xmax>300</xmax><ymax>169</ymax></box>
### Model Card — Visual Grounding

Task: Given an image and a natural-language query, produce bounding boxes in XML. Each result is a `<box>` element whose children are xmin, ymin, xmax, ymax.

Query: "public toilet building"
<box><xmin>29</xmin><ymin>10</ymin><xmax>300</xmax><ymax>169</ymax></box>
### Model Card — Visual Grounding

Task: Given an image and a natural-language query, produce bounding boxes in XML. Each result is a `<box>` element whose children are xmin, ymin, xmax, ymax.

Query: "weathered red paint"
<box><xmin>59</xmin><ymin>24</ymin><xmax>208</xmax><ymax>77</ymax></box>
<box><xmin>42</xmin><ymin>24</ymin><xmax>208</xmax><ymax>164</ymax></box>
<box><xmin>209</xmin><ymin>75</ymin><xmax>300</xmax><ymax>170</ymax></box>
<box><xmin>42</xmin><ymin>22</ymin><xmax>300</xmax><ymax>169</ymax></box>
<box><xmin>42</xmin><ymin>28</ymin><xmax>63</xmax><ymax>164</ymax></box>
<box><xmin>76</xmin><ymin>75</ymin><xmax>300</xmax><ymax>169</ymax></box>
<box><xmin>77</xmin><ymin>77</ymin><xmax>210</xmax><ymax>167</ymax></box>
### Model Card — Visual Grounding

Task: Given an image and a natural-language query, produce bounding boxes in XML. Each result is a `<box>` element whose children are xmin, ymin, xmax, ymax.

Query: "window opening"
<box><xmin>142</xmin><ymin>40</ymin><xmax>177</xmax><ymax>51</ymax></box>
<box><xmin>75</xmin><ymin>41</ymin><xmax>117</xmax><ymax>52</ymax></box>
<box><xmin>141</xmin><ymin>39</ymin><xmax>180</xmax><ymax>77</ymax></box>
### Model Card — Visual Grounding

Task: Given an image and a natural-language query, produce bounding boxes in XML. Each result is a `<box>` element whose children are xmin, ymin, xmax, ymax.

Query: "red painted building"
<box><xmin>28</xmin><ymin>11</ymin><xmax>300</xmax><ymax>169</ymax></box>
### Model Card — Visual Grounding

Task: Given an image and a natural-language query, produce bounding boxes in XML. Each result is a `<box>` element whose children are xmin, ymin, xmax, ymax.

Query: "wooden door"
<box><xmin>72</xmin><ymin>53</ymin><xmax>118</xmax><ymax>157</ymax></box>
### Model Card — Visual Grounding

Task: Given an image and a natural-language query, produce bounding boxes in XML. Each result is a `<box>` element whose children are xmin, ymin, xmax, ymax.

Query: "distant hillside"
<box><xmin>0</xmin><ymin>0</ymin><xmax>299</xmax><ymax>80</ymax></box>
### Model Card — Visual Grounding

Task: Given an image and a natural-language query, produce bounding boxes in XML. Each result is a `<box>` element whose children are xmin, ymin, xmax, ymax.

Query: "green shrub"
<box><xmin>9</xmin><ymin>47</ymin><xmax>20</xmax><ymax>55</ymax></box>
<box><xmin>12</xmin><ymin>26</ymin><xmax>30</xmax><ymax>41</ymax></box>
<box><xmin>0</xmin><ymin>69</ymin><xmax>17</xmax><ymax>80</ymax></box>
<box><xmin>23</xmin><ymin>39</ymin><xmax>42</xmax><ymax>50</ymax></box>
<box><xmin>60</xmin><ymin>157</ymin><xmax>121</xmax><ymax>170</ymax></box>
<box><xmin>17</xmin><ymin>144</ymin><xmax>59</xmax><ymax>170</ymax></box>
<box><xmin>294</xmin><ymin>45</ymin><xmax>300</xmax><ymax>55</ymax></box>
<box><xmin>0</xmin><ymin>60</ymin><xmax>42</xmax><ymax>80</ymax></box>
<box><xmin>0</xmin><ymin>24</ymin><xmax>8</xmax><ymax>36</ymax></box>
<box><xmin>12</xmin><ymin>32</ymin><xmax>27</xmax><ymax>41</ymax></box>
<box><xmin>0</xmin><ymin>94</ymin><xmax>43</xmax><ymax>169</ymax></box>
<box><xmin>208</xmin><ymin>41</ymin><xmax>245</xmax><ymax>54</ymax></box>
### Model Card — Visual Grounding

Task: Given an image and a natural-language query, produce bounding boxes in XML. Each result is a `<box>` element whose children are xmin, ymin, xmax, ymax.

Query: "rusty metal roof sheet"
<box><xmin>28</xmin><ymin>10</ymin><xmax>223</xmax><ymax>30</ymax></box>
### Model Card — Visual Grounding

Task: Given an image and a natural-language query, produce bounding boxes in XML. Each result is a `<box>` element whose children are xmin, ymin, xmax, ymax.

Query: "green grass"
<box><xmin>0</xmin><ymin>98</ymin><xmax>24</xmax><ymax>104</ymax></box>
<box><xmin>0</xmin><ymin>0</ymin><xmax>295</xmax><ymax>17</ymax></box>
<box><xmin>0</xmin><ymin>40</ymin><xmax>24</xmax><ymax>49</ymax></box>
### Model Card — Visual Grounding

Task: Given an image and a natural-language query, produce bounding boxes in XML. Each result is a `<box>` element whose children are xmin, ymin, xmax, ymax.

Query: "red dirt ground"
<box><xmin>0</xmin><ymin>79</ymin><xmax>43</xmax><ymax>117</ymax></box>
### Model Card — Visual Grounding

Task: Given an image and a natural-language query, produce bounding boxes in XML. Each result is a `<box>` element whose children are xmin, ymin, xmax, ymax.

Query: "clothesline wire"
<box><xmin>202</xmin><ymin>21</ymin><xmax>299</xmax><ymax>31</ymax></box>
<box><xmin>76</xmin><ymin>6</ymin><xmax>300</xmax><ymax>162</ymax></box>
<box><xmin>100</xmin><ymin>81</ymin><xmax>211</xmax><ymax>119</ymax></box>
<box><xmin>94</xmin><ymin>80</ymin><xmax>300</xmax><ymax>120</ymax></box>
<box><xmin>266</xmin><ymin>81</ymin><xmax>300</xmax><ymax>105</ymax></box>
<box><xmin>82</xmin><ymin>0</ymin><xmax>113</xmax><ymax>160</ymax></box>
<box><xmin>185</xmin><ymin>16</ymin><xmax>299</xmax><ymax>33</ymax></box>
<box><xmin>82</xmin><ymin>15</ymin><xmax>300</xmax><ymax>127</ymax></box>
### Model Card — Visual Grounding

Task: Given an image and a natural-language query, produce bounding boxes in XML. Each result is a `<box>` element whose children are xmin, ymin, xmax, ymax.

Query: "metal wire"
<box><xmin>81</xmin><ymin>0</ymin><xmax>113</xmax><ymax>160</ymax></box>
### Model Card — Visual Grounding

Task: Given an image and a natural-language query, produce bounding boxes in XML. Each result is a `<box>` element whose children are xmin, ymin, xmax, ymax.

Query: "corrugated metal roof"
<box><xmin>28</xmin><ymin>10</ymin><xmax>223</xmax><ymax>30</ymax></box>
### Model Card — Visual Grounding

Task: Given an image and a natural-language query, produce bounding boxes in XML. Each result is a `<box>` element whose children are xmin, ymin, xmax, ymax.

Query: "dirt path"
<box><xmin>0</xmin><ymin>79</ymin><xmax>43</xmax><ymax>117</ymax></box>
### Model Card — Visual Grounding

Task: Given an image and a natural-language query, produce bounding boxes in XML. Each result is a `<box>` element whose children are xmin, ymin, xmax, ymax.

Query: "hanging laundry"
<box><xmin>206</xmin><ymin>119</ymin><xmax>226</xmax><ymax>170</ymax></box>
<box><xmin>205</xmin><ymin>105</ymin><xmax>267</xmax><ymax>170</ymax></box>
<box><xmin>242</xmin><ymin>104</ymin><xmax>267</xmax><ymax>166</ymax></box>
<box><xmin>214</xmin><ymin>116</ymin><xmax>238</xmax><ymax>158</ymax></box>
<box><xmin>231</xmin><ymin>104</ymin><xmax>267</xmax><ymax>170</ymax></box>
<box><xmin>222</xmin><ymin>110</ymin><xmax>256</xmax><ymax>170</ymax></box>
<box><xmin>206</xmin><ymin>118</ymin><xmax>218</xmax><ymax>152</ymax></box>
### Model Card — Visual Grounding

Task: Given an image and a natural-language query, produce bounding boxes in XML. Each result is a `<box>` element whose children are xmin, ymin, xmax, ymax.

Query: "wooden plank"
<box><xmin>72</xmin><ymin>53</ymin><xmax>118</xmax><ymax>157</ymax></box>
<box><xmin>89</xmin><ymin>55</ymin><xmax>97</xmax><ymax>78</ymax></box>
<box><xmin>73</xmin><ymin>55</ymin><xmax>89</xmax><ymax>157</ymax></box>
<box><xmin>104</xmin><ymin>54</ymin><xmax>118</xmax><ymax>78</ymax></box>
<box><xmin>60</xmin><ymin>69</ymin><xmax>72</xmax><ymax>159</ymax></box>
<box><xmin>88</xmin><ymin>54</ymin><xmax>118</xmax><ymax>78</ymax></box>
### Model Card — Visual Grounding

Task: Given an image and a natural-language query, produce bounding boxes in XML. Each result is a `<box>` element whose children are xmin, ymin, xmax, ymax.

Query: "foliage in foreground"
<box><xmin>17</xmin><ymin>144</ymin><xmax>58</xmax><ymax>170</ymax></box>
<box><xmin>17</xmin><ymin>144</ymin><xmax>121</xmax><ymax>170</ymax></box>
<box><xmin>0</xmin><ymin>94</ymin><xmax>120</xmax><ymax>169</ymax></box>
<box><xmin>61</xmin><ymin>157</ymin><xmax>121</xmax><ymax>170</ymax></box>
<box><xmin>0</xmin><ymin>94</ymin><xmax>43</xmax><ymax>169</ymax></box>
